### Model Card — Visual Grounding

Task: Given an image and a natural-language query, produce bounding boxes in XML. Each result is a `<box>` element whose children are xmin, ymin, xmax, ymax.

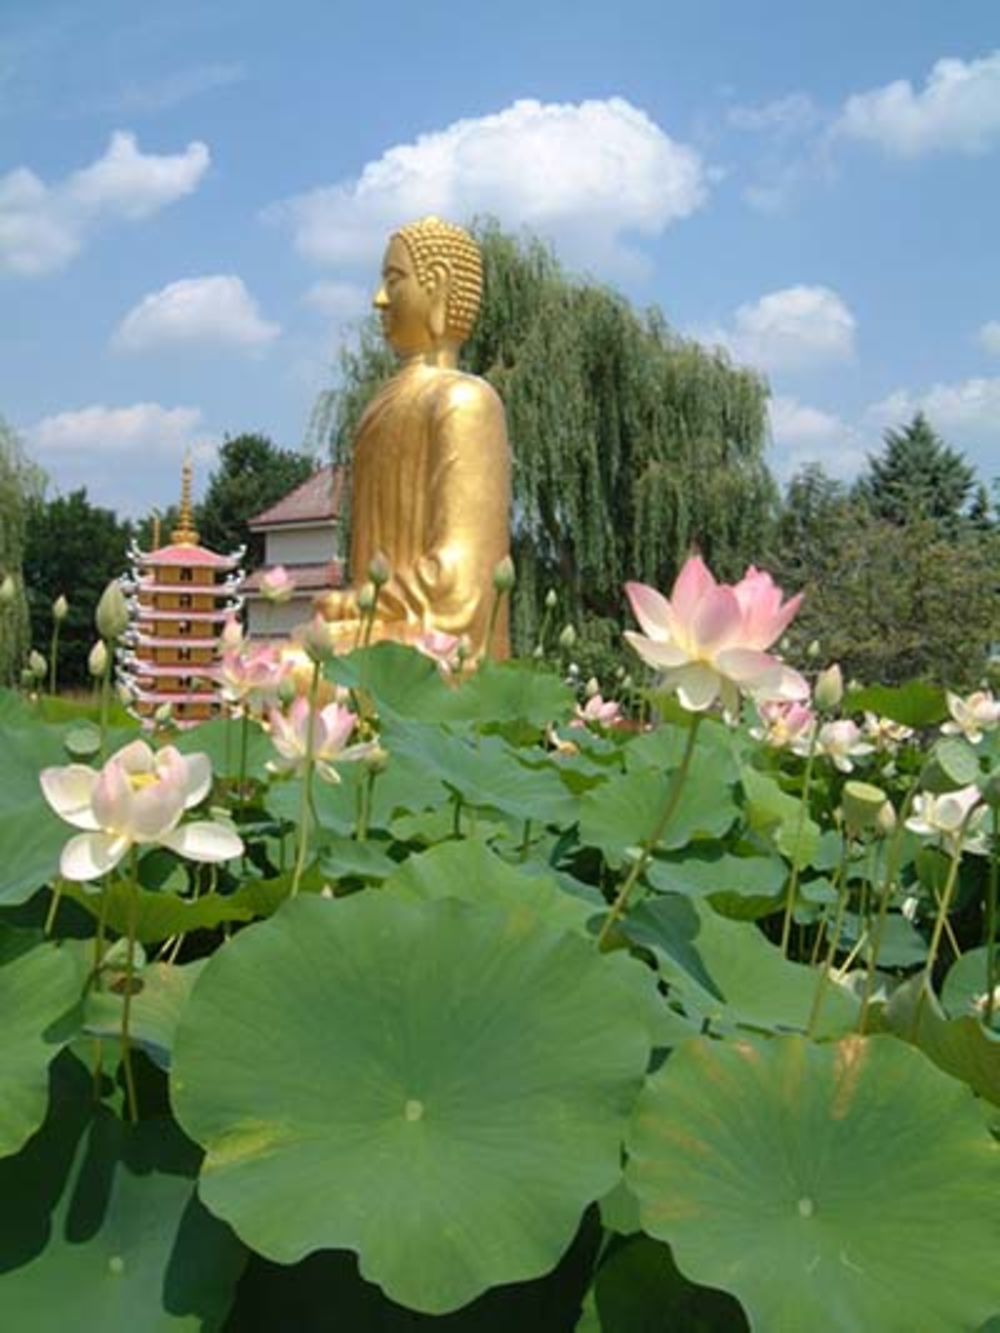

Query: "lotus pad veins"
<box><xmin>626</xmin><ymin>1034</ymin><xmax>1000</xmax><ymax>1333</ymax></box>
<box><xmin>171</xmin><ymin>895</ymin><xmax>652</xmax><ymax>1315</ymax></box>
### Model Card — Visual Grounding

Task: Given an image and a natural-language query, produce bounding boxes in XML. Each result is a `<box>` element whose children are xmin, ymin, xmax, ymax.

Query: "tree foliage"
<box><xmin>198</xmin><ymin>433</ymin><xmax>316</xmax><ymax>570</ymax></box>
<box><xmin>308</xmin><ymin>222</ymin><xmax>776</xmax><ymax>657</ymax></box>
<box><xmin>22</xmin><ymin>489</ymin><xmax>132</xmax><ymax>687</ymax></box>
<box><xmin>775</xmin><ymin>443</ymin><xmax>999</xmax><ymax>689</ymax></box>
<box><xmin>0</xmin><ymin>420</ymin><xmax>42</xmax><ymax>685</ymax></box>
<box><xmin>853</xmin><ymin>412</ymin><xmax>976</xmax><ymax>530</ymax></box>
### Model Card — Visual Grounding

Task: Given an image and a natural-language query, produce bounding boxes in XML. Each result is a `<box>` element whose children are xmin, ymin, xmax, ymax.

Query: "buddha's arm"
<box><xmin>401</xmin><ymin>378</ymin><xmax>511</xmax><ymax>633</ymax></box>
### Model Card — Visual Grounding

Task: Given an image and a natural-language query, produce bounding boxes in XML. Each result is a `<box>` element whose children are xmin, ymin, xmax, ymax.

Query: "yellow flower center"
<box><xmin>128</xmin><ymin>771</ymin><xmax>160</xmax><ymax>793</ymax></box>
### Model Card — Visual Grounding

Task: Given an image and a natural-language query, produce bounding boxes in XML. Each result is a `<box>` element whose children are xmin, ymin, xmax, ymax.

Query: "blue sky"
<box><xmin>2</xmin><ymin>0</ymin><xmax>999</xmax><ymax>516</ymax></box>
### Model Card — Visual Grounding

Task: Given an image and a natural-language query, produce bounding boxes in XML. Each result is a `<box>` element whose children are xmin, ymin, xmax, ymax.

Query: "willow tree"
<box><xmin>308</xmin><ymin>222</ymin><xmax>776</xmax><ymax>658</ymax></box>
<box><xmin>0</xmin><ymin>419</ymin><xmax>40</xmax><ymax>684</ymax></box>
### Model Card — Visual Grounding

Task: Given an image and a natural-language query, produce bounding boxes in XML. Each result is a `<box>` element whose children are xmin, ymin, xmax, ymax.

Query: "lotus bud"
<box><xmin>277</xmin><ymin>674</ymin><xmax>298</xmax><ymax>705</ymax></box>
<box><xmin>52</xmin><ymin>594</ymin><xmax>68</xmax><ymax>622</ymax></box>
<box><xmin>0</xmin><ymin>573</ymin><xmax>15</xmax><ymax>606</ymax></box>
<box><xmin>87</xmin><ymin>641</ymin><xmax>109</xmax><ymax>678</ymax></box>
<box><xmin>615</xmin><ymin>665</ymin><xmax>626</xmax><ymax>680</ymax></box>
<box><xmin>260</xmin><ymin>565</ymin><xmax>295</xmax><ymax>604</ymax></box>
<box><xmin>20</xmin><ymin>667</ymin><xmax>34</xmax><ymax>688</ymax></box>
<box><xmin>364</xmin><ymin>744</ymin><xmax>390</xmax><ymax>776</ymax></box>
<box><xmin>299</xmin><ymin>613</ymin><xmax>338</xmax><ymax>664</ymax></box>
<box><xmin>814</xmin><ymin>664</ymin><xmax>843</xmax><ymax>712</ymax></box>
<box><xmin>558</xmin><ymin>624</ymin><xmax>577</xmax><ymax>651</ymax></box>
<box><xmin>622</xmin><ymin>675</ymin><xmax>633</xmax><ymax>690</ymax></box>
<box><xmin>96</xmin><ymin>580</ymin><xmax>129</xmax><ymax>641</ymax></box>
<box><xmin>357</xmin><ymin>581</ymin><xmax>377</xmax><ymax>613</ymax></box>
<box><xmin>544</xmin><ymin>588</ymin><xmax>558</xmax><ymax>610</ymax></box>
<box><xmin>154</xmin><ymin>701</ymin><xmax>173</xmax><ymax>726</ymax></box>
<box><xmin>532</xmin><ymin>642</ymin><xmax>545</xmax><ymax>660</ymax></box>
<box><xmin>875</xmin><ymin>801</ymin><xmax>897</xmax><ymax>838</ymax></box>
<box><xmin>221</xmin><ymin>616</ymin><xmax>244</xmax><ymax>650</ymax></box>
<box><xmin>567</xmin><ymin>661</ymin><xmax>580</xmax><ymax>679</ymax></box>
<box><xmin>842</xmin><ymin>780</ymin><xmax>888</xmax><ymax>838</ymax></box>
<box><xmin>585</xmin><ymin>676</ymin><xmax>600</xmax><ymax>699</ymax></box>
<box><xmin>117</xmin><ymin>682</ymin><xmax>135</xmax><ymax>708</ymax></box>
<box><xmin>806</xmin><ymin>639</ymin><xmax>821</xmax><ymax>660</ymax></box>
<box><xmin>28</xmin><ymin>650</ymin><xmax>46</xmax><ymax>680</ymax></box>
<box><xmin>492</xmin><ymin>555</ymin><xmax>516</xmax><ymax>593</ymax></box>
<box><xmin>368</xmin><ymin>551</ymin><xmax>391</xmax><ymax>588</ymax></box>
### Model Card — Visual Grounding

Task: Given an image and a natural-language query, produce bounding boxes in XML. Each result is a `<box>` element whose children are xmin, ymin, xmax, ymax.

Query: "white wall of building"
<box><xmin>246</xmin><ymin>595</ymin><xmax>314</xmax><ymax>639</ymax></box>
<box><xmin>265</xmin><ymin>526</ymin><xmax>337</xmax><ymax>567</ymax></box>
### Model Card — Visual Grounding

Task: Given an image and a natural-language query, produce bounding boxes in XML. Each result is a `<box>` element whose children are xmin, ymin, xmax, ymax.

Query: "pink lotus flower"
<box><xmin>752</xmin><ymin>699</ymin><xmax>816</xmax><ymax>751</ymax></box>
<box><xmin>40</xmin><ymin>740</ymin><xmax>242</xmax><ymax>882</ymax></box>
<box><xmin>220</xmin><ymin>643</ymin><xmax>291</xmax><ymax>716</ymax></box>
<box><xmin>624</xmin><ymin>556</ymin><xmax>807</xmax><ymax>713</ymax></box>
<box><xmin>414</xmin><ymin>629</ymin><xmax>468</xmax><ymax>678</ymax></box>
<box><xmin>261</xmin><ymin>565</ymin><xmax>296</xmax><ymax>604</ymax></box>
<box><xmin>815</xmin><ymin>719</ymin><xmax>874</xmax><ymax>773</ymax></box>
<box><xmin>942</xmin><ymin>690</ymin><xmax>1000</xmax><ymax>745</ymax></box>
<box><xmin>571</xmin><ymin>693</ymin><xmax>623</xmax><ymax>729</ymax></box>
<box><xmin>267</xmin><ymin>697</ymin><xmax>376</xmax><ymax>784</ymax></box>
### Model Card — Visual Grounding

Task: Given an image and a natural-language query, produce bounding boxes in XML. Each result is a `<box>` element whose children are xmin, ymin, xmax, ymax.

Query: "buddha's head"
<box><xmin>374</xmin><ymin>217</ymin><xmax>483</xmax><ymax>359</ymax></box>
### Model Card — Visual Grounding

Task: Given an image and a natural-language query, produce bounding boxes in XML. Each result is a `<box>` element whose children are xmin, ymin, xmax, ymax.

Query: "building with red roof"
<box><xmin>243</xmin><ymin>465</ymin><xmax>345</xmax><ymax>638</ymax></box>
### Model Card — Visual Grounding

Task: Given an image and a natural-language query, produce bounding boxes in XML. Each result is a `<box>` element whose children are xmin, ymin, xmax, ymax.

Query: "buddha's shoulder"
<box><xmin>424</xmin><ymin>368</ymin><xmax>503</xmax><ymax>418</ymax></box>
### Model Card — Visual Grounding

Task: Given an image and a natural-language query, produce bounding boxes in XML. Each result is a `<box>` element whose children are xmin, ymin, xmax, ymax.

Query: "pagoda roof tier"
<box><xmin>135</xmin><ymin>606</ymin><xmax>240</xmax><ymax>624</ymax></box>
<box><xmin>135</xmin><ymin>579</ymin><xmax>241</xmax><ymax>596</ymax></box>
<box><xmin>129</xmin><ymin>541</ymin><xmax>243</xmax><ymax>570</ymax></box>
<box><xmin>128</xmin><ymin>662</ymin><xmax>221</xmax><ymax>681</ymax></box>
<box><xmin>128</xmin><ymin>634</ymin><xmax>220</xmax><ymax>649</ymax></box>
<box><xmin>122</xmin><ymin>683</ymin><xmax>221</xmax><ymax>706</ymax></box>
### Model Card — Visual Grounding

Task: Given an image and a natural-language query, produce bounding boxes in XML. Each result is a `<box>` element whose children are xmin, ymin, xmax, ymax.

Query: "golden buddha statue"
<box><xmin>317</xmin><ymin>217</ymin><xmax>511</xmax><ymax>659</ymax></box>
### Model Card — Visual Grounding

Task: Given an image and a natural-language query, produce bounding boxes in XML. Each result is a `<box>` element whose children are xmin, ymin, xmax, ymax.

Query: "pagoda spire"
<box><xmin>171</xmin><ymin>455</ymin><xmax>199</xmax><ymax>546</ymax></box>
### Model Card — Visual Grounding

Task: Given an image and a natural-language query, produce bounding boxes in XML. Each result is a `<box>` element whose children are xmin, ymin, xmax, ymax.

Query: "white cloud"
<box><xmin>26</xmin><ymin>402</ymin><xmax>208</xmax><ymax>457</ymax></box>
<box><xmin>835</xmin><ymin>50</ymin><xmax>1000</xmax><ymax>157</ymax></box>
<box><xmin>710</xmin><ymin>285</ymin><xmax>857</xmax><ymax>373</ymax></box>
<box><xmin>0</xmin><ymin>131</ymin><xmax>209</xmax><ymax>276</ymax></box>
<box><xmin>270</xmin><ymin>97</ymin><xmax>709</xmax><ymax>274</ymax></box>
<box><xmin>866</xmin><ymin>378</ymin><xmax>1000</xmax><ymax>448</ymax></box>
<box><xmin>768</xmin><ymin>394</ymin><xmax>866</xmax><ymax>480</ymax></box>
<box><xmin>113</xmin><ymin>275</ymin><xmax>280</xmax><ymax>353</ymax></box>
<box><xmin>978</xmin><ymin>320</ymin><xmax>1000</xmax><ymax>357</ymax></box>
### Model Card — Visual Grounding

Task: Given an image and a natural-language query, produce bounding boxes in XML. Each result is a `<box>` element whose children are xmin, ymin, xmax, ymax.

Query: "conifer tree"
<box><xmin>307</xmin><ymin>222</ymin><xmax>776</xmax><ymax>655</ymax></box>
<box><xmin>854</xmin><ymin>412</ymin><xmax>975</xmax><ymax>530</ymax></box>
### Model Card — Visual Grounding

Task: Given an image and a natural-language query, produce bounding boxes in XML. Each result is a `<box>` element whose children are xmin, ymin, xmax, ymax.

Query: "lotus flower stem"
<box><xmin>858</xmin><ymin>783</ymin><xmax>917</xmax><ymax>1033</ymax></box>
<box><xmin>807</xmin><ymin>837</ymin><xmax>851</xmax><ymax>1038</ymax></box>
<box><xmin>49</xmin><ymin>625</ymin><xmax>60</xmax><ymax>697</ymax></box>
<box><xmin>596</xmin><ymin>714</ymin><xmax>702</xmax><ymax>952</ymax></box>
<box><xmin>290</xmin><ymin>661</ymin><xmax>322</xmax><ymax>898</ymax></box>
<box><xmin>780</xmin><ymin>728</ymin><xmax>819</xmax><ymax>958</ymax></box>
<box><xmin>356</xmin><ymin>771</ymin><xmax>375</xmax><ymax>843</ymax></box>
<box><xmin>910</xmin><ymin>823</ymin><xmax>971</xmax><ymax>1040</ymax></box>
<box><xmin>44</xmin><ymin>880</ymin><xmax>63</xmax><ymax>935</ymax></box>
<box><xmin>98</xmin><ymin>643</ymin><xmax>113</xmax><ymax>761</ymax></box>
<box><xmin>987</xmin><ymin>809</ymin><xmax>998</xmax><ymax>1026</ymax></box>
<box><xmin>120</xmin><ymin>849</ymin><xmax>140</xmax><ymax>1122</ymax></box>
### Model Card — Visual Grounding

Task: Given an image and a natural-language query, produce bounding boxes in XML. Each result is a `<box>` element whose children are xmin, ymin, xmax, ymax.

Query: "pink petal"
<box><xmin>160</xmin><ymin>820</ymin><xmax>244</xmax><ymax>863</ymax></box>
<box><xmin>670</xmin><ymin>556</ymin><xmax>716</xmax><ymax>627</ymax></box>
<box><xmin>319</xmin><ymin>704</ymin><xmax>356</xmax><ymax>754</ymax></box>
<box><xmin>60</xmin><ymin>831</ymin><xmax>130</xmax><ymax>882</ymax></box>
<box><xmin>114</xmin><ymin>739</ymin><xmax>155</xmax><ymax>776</ymax></box>
<box><xmin>91</xmin><ymin>760</ymin><xmax>133</xmax><ymax>833</ymax></box>
<box><xmin>716</xmin><ymin>647</ymin><xmax>785</xmax><ymax>689</ymax></box>
<box><xmin>625</xmin><ymin>582</ymin><xmax>674</xmax><ymax>641</ymax></box>
<box><xmin>40</xmin><ymin>765</ymin><xmax>100</xmax><ymax>831</ymax></box>
<box><xmin>691</xmin><ymin>586</ymin><xmax>742</xmax><ymax>654</ymax></box>
<box><xmin>623</xmin><ymin>632</ymin><xmax>689</xmax><ymax>670</ymax></box>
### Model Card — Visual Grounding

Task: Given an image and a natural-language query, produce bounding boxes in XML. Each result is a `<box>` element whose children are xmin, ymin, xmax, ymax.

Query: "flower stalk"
<box><xmin>290</xmin><ymin>661</ymin><xmax>322</xmax><ymax>897</ymax></box>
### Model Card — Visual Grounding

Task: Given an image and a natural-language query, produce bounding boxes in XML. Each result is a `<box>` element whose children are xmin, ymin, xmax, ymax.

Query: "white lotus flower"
<box><xmin>941</xmin><ymin>690</ymin><xmax>1000</xmax><ymax>745</ymax></box>
<box><xmin>40</xmin><ymin>739</ymin><xmax>243</xmax><ymax>882</ymax></box>
<box><xmin>815</xmin><ymin>719</ymin><xmax>874</xmax><ymax>773</ymax></box>
<box><xmin>905</xmin><ymin>784</ymin><xmax>988</xmax><ymax>855</ymax></box>
<box><xmin>267</xmin><ymin>697</ymin><xmax>376</xmax><ymax>784</ymax></box>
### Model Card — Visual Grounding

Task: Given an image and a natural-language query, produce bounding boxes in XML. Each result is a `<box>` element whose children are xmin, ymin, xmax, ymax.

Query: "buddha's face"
<box><xmin>373</xmin><ymin>236</ymin><xmax>439</xmax><ymax>357</ymax></box>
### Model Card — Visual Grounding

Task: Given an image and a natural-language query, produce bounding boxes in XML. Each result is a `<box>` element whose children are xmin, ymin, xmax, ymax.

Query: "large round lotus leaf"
<box><xmin>627</xmin><ymin>1034</ymin><xmax>1000</xmax><ymax>1333</ymax></box>
<box><xmin>0</xmin><ymin>1056</ymin><xmax>245</xmax><ymax>1331</ymax></box>
<box><xmin>0</xmin><ymin>941</ymin><xmax>82</xmax><ymax>1158</ymax></box>
<box><xmin>171</xmin><ymin>895</ymin><xmax>651</xmax><ymax>1315</ymax></box>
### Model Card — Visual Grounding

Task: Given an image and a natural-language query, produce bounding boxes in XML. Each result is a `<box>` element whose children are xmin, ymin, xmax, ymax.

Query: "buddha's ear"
<box><xmin>426</xmin><ymin>259</ymin><xmax>451</xmax><ymax>339</ymax></box>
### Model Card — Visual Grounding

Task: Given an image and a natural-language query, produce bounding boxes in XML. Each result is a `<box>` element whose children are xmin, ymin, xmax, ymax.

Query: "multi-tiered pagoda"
<box><xmin>119</xmin><ymin>463</ymin><xmax>244</xmax><ymax>727</ymax></box>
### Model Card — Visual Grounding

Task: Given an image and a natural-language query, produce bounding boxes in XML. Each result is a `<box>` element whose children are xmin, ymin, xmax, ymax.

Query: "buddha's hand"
<box><xmin>314</xmin><ymin>589</ymin><xmax>358</xmax><ymax>622</ymax></box>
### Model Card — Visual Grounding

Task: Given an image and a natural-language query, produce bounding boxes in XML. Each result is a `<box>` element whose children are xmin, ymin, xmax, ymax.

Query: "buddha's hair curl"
<box><xmin>393</xmin><ymin>217</ymin><xmax>483</xmax><ymax>343</ymax></box>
